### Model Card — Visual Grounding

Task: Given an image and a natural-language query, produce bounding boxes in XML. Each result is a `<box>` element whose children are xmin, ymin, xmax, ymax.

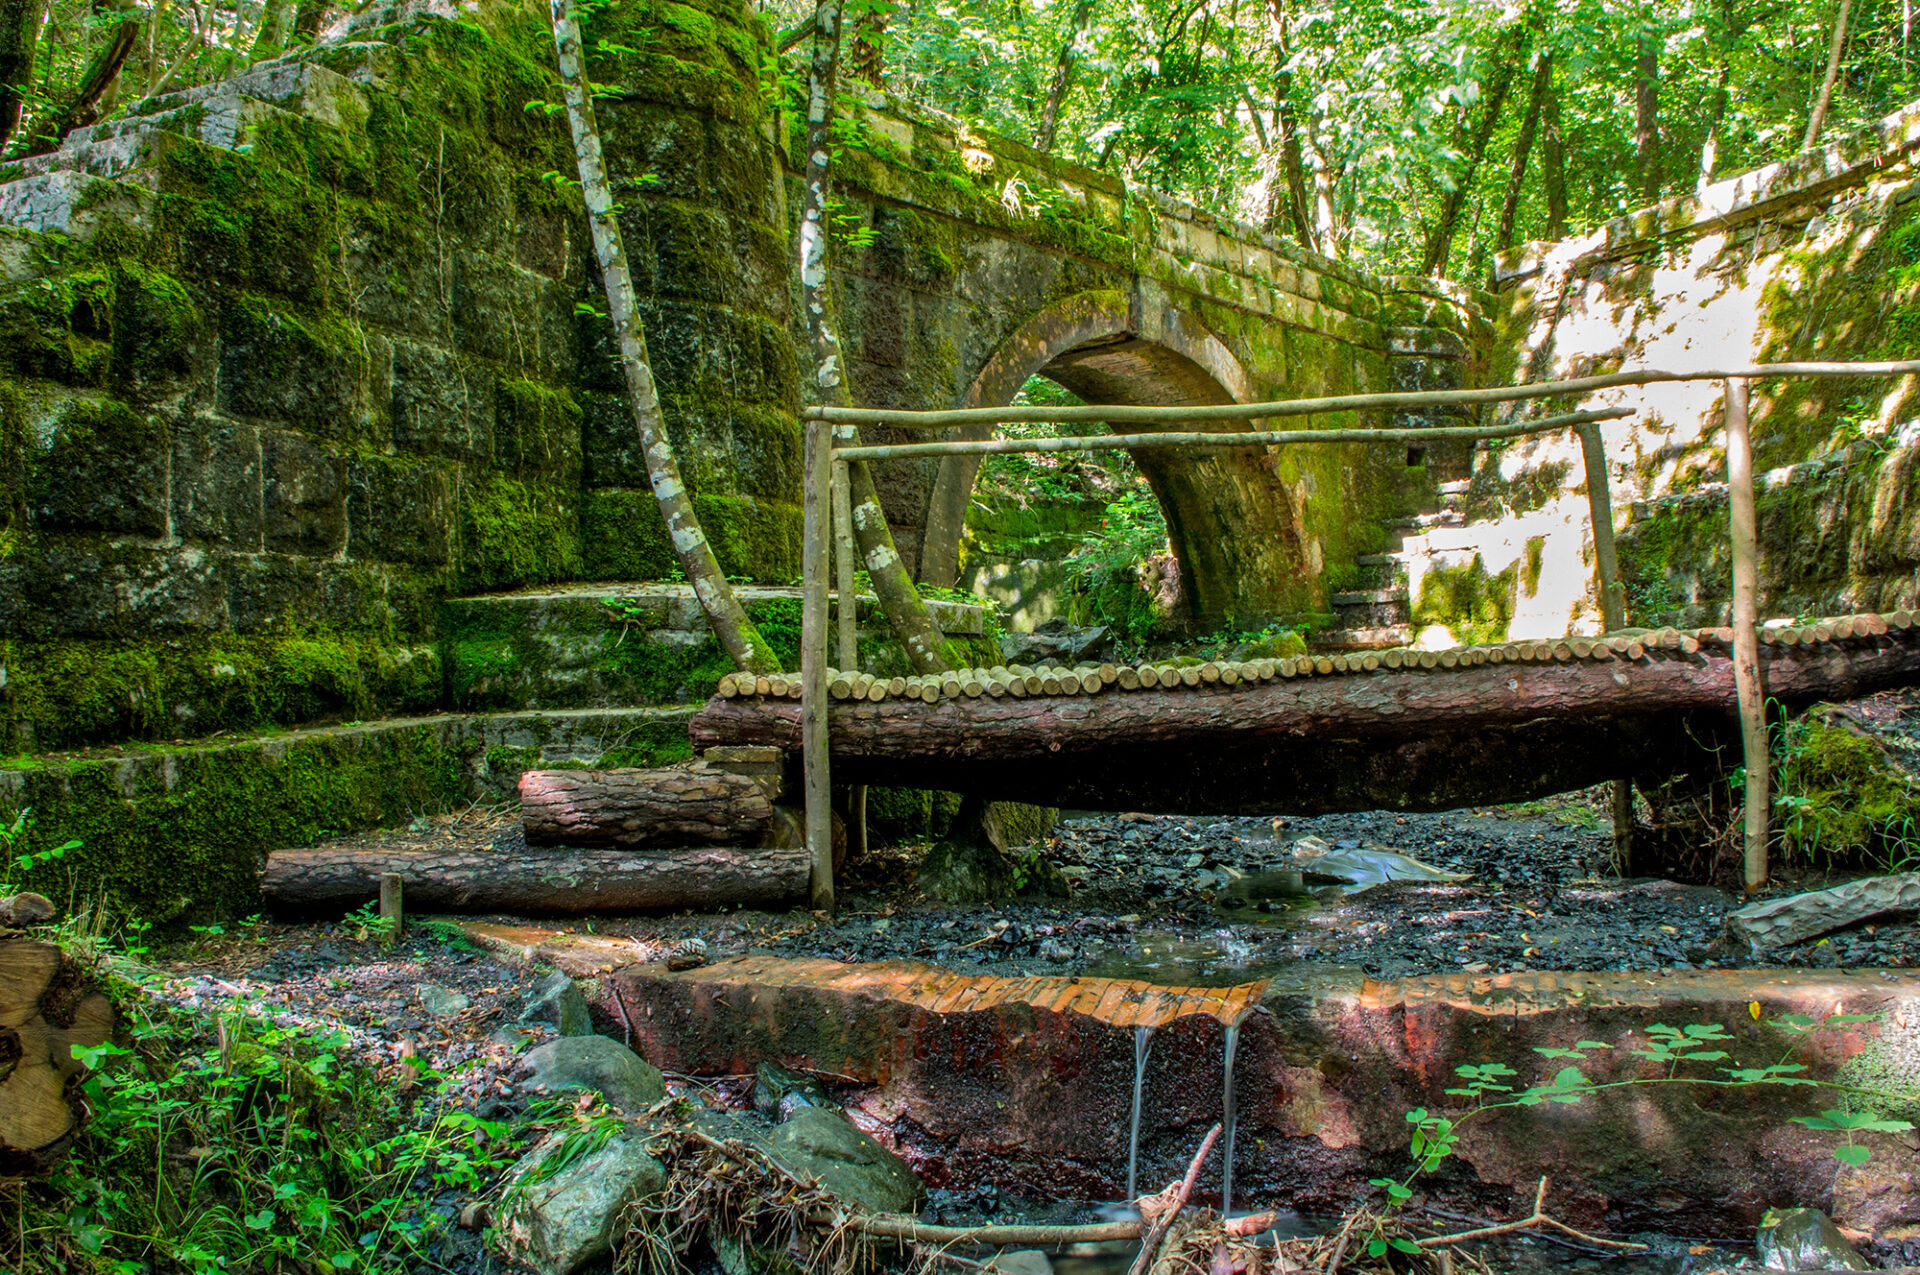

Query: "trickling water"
<box><xmin>1220</xmin><ymin>1019</ymin><xmax>1241</xmax><ymax>1216</ymax></box>
<box><xmin>1126</xmin><ymin>1024</ymin><xmax>1153</xmax><ymax>1200</ymax></box>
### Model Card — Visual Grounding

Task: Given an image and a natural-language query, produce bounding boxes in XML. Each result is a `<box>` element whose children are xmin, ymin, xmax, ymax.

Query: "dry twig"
<box><xmin>1415</xmin><ymin>1178</ymin><xmax>1645</xmax><ymax>1252</ymax></box>
<box><xmin>1130</xmin><ymin>1122</ymin><xmax>1223</xmax><ymax>1275</ymax></box>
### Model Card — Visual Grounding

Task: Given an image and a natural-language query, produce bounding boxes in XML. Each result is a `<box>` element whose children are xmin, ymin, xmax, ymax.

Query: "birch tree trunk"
<box><xmin>801</xmin><ymin>0</ymin><xmax>959</xmax><ymax>675</ymax></box>
<box><xmin>550</xmin><ymin>0</ymin><xmax>780</xmax><ymax>675</ymax></box>
<box><xmin>1804</xmin><ymin>0</ymin><xmax>1853</xmax><ymax>149</ymax></box>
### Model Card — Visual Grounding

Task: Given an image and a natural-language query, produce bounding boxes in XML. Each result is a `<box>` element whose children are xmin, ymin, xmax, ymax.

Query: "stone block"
<box><xmin>216</xmin><ymin>295</ymin><xmax>374</xmax><ymax>439</ymax></box>
<box><xmin>495</xmin><ymin>376</ymin><xmax>583</xmax><ymax>482</ymax></box>
<box><xmin>172</xmin><ymin>421</ymin><xmax>263</xmax><ymax>548</ymax></box>
<box><xmin>263</xmin><ymin>429</ymin><xmax>348</xmax><ymax>556</ymax></box>
<box><xmin>390</xmin><ymin>338</ymin><xmax>494</xmax><ymax>463</ymax></box>
<box><xmin>450</xmin><ymin>250</ymin><xmax>557</xmax><ymax>364</ymax></box>
<box><xmin>346</xmin><ymin>454</ymin><xmax>453</xmax><ymax>567</ymax></box>
<box><xmin>32</xmin><ymin>397</ymin><xmax>169</xmax><ymax>537</ymax></box>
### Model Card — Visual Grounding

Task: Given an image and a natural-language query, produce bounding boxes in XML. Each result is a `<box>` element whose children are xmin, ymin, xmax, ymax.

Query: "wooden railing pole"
<box><xmin>832</xmin><ymin>453</ymin><xmax>859</xmax><ymax>671</ymax></box>
<box><xmin>803</xmin><ymin>413</ymin><xmax>835</xmax><ymax>914</ymax></box>
<box><xmin>1575</xmin><ymin>419</ymin><xmax>1634</xmax><ymax>871</ymax></box>
<box><xmin>830</xmin><ymin>451</ymin><xmax>866</xmax><ymax>869</ymax></box>
<box><xmin>1723</xmin><ymin>377</ymin><xmax>1770</xmax><ymax>893</ymax></box>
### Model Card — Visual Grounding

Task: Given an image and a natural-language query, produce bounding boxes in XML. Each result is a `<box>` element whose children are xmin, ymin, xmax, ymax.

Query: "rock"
<box><xmin>759</xmin><ymin>1106</ymin><xmax>923</xmax><ymax>1215</ymax></box>
<box><xmin>1833</xmin><ymin>1157</ymin><xmax>1920</xmax><ymax>1236</ymax></box>
<box><xmin>753</xmin><ymin>1061</ymin><xmax>833</xmax><ymax>1120</ymax></box>
<box><xmin>458</xmin><ymin>1201</ymin><xmax>489</xmax><ymax>1231</ymax></box>
<box><xmin>522</xmin><ymin>970</ymin><xmax>593</xmax><ymax>1037</ymax></box>
<box><xmin>1291</xmin><ymin>835</ymin><xmax>1331</xmax><ymax>859</ymax></box>
<box><xmin>1297</xmin><ymin>847</ymin><xmax>1469</xmax><ymax>888</ymax></box>
<box><xmin>1756</xmin><ymin>1207</ymin><xmax>1872</xmax><ymax>1270</ymax></box>
<box><xmin>999</xmin><ymin>620</ymin><xmax>1110</xmax><ymax>666</ymax></box>
<box><xmin>1728</xmin><ymin>874</ymin><xmax>1920</xmax><ymax>952</ymax></box>
<box><xmin>417</xmin><ymin>984</ymin><xmax>470</xmax><ymax>1017</ymax></box>
<box><xmin>987</xmin><ymin>1253</ymin><xmax>1055</xmax><ymax>1275</ymax></box>
<box><xmin>920</xmin><ymin>796</ymin><xmax>1070</xmax><ymax>903</ymax></box>
<box><xmin>498</xmin><ymin>1129</ymin><xmax>666</xmax><ymax>1275</ymax></box>
<box><xmin>522</xmin><ymin>1035</ymin><xmax>667</xmax><ymax>1112</ymax></box>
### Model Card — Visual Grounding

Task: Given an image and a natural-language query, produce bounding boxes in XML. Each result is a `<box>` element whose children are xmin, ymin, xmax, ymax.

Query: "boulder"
<box><xmin>522</xmin><ymin>1035</ymin><xmax>666</xmax><ymax>1113</ymax></box>
<box><xmin>1756</xmin><ymin>1208</ymin><xmax>1871</xmax><ymax>1271</ymax></box>
<box><xmin>695</xmin><ymin>1107</ymin><xmax>922</xmax><ymax>1216</ymax></box>
<box><xmin>498</xmin><ymin>1128</ymin><xmax>666</xmax><ymax>1275</ymax></box>
<box><xmin>760</xmin><ymin>1106</ymin><xmax>923</xmax><ymax>1215</ymax></box>
<box><xmin>522</xmin><ymin>970</ymin><xmax>594</xmax><ymax>1038</ymax></box>
<box><xmin>417</xmin><ymin>984</ymin><xmax>470</xmax><ymax>1017</ymax></box>
<box><xmin>920</xmin><ymin>796</ymin><xmax>1069</xmax><ymax>904</ymax></box>
<box><xmin>987</xmin><ymin>1253</ymin><xmax>1055</xmax><ymax>1275</ymax></box>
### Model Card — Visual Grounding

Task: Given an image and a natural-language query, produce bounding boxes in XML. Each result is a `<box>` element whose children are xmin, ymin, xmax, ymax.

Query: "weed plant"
<box><xmin>0</xmin><ymin>925</ymin><xmax>538</xmax><ymax>1275</ymax></box>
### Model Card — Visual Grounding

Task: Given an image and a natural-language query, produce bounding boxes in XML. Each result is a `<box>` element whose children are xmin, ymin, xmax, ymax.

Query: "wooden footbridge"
<box><xmin>694</xmin><ymin>613</ymin><xmax>1920</xmax><ymax>815</ymax></box>
<box><xmin>767</xmin><ymin>360</ymin><xmax>1920</xmax><ymax>909</ymax></box>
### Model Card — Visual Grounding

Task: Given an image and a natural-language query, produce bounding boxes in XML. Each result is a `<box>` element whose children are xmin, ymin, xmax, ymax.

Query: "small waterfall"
<box><xmin>1220</xmin><ymin>1018</ymin><xmax>1241</xmax><ymax>1216</ymax></box>
<box><xmin>1126</xmin><ymin>1023</ymin><xmax>1153</xmax><ymax>1200</ymax></box>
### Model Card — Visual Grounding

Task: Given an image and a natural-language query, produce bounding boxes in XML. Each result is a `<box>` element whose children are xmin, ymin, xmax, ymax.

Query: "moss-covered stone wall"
<box><xmin>1485</xmin><ymin>101</ymin><xmax>1920</xmax><ymax>631</ymax></box>
<box><xmin>0</xmin><ymin>0</ymin><xmax>800</xmax><ymax>752</ymax></box>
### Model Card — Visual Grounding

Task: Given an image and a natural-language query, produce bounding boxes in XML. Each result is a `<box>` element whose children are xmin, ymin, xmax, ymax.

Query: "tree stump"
<box><xmin>0</xmin><ymin>926</ymin><xmax>114</xmax><ymax>1174</ymax></box>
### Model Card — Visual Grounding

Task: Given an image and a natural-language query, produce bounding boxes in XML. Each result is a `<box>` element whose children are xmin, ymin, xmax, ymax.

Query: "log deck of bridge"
<box><xmin>692</xmin><ymin>615</ymin><xmax>1920</xmax><ymax>815</ymax></box>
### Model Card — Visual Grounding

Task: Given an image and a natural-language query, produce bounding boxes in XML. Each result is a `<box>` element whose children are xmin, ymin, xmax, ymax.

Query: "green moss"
<box><xmin>1413</xmin><ymin>554</ymin><xmax>1517</xmax><ymax>644</ymax></box>
<box><xmin>865</xmin><ymin>787</ymin><xmax>965</xmax><ymax>845</ymax></box>
<box><xmin>0</xmin><ymin>635</ymin><xmax>445</xmax><ymax>753</ymax></box>
<box><xmin>496</xmin><ymin>377</ymin><xmax>583</xmax><ymax>478</ymax></box>
<box><xmin>456</xmin><ymin>474</ymin><xmax>583</xmax><ymax>592</ymax></box>
<box><xmin>1776</xmin><ymin>714</ymin><xmax>1920</xmax><ymax>866</ymax></box>
<box><xmin>580</xmin><ymin>488</ymin><xmax>680</xmax><ymax>580</ymax></box>
<box><xmin>0</xmin><ymin>721</ymin><xmax>474</xmax><ymax>920</ymax></box>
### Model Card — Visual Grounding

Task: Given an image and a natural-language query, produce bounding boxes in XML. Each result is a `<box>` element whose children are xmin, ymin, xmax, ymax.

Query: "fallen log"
<box><xmin>519</xmin><ymin>763</ymin><xmax>773</xmax><ymax>848</ymax></box>
<box><xmin>691</xmin><ymin>634</ymin><xmax>1920</xmax><ymax>815</ymax></box>
<box><xmin>261</xmin><ymin>842</ymin><xmax>811</xmax><ymax>913</ymax></box>
<box><xmin>0</xmin><ymin>935</ymin><xmax>115</xmax><ymax>1174</ymax></box>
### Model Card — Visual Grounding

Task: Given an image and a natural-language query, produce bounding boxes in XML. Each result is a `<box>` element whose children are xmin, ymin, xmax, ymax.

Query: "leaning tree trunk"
<box><xmin>1634</xmin><ymin>33</ymin><xmax>1661</xmax><ymax>202</ymax></box>
<box><xmin>1</xmin><ymin>925</ymin><xmax>115</xmax><ymax>1174</ymax></box>
<box><xmin>1420</xmin><ymin>25</ymin><xmax>1524</xmax><ymax>276</ymax></box>
<box><xmin>1262</xmin><ymin>0</ymin><xmax>1315</xmax><ymax>248</ymax></box>
<box><xmin>1803</xmin><ymin>0</ymin><xmax>1853</xmax><ymax>149</ymax></box>
<box><xmin>1494</xmin><ymin>51</ymin><xmax>1551</xmax><ymax>257</ymax></box>
<box><xmin>1541</xmin><ymin>67</ymin><xmax>1568</xmax><ymax>239</ymax></box>
<box><xmin>1034</xmin><ymin>0</ymin><xmax>1096</xmax><ymax>154</ymax></box>
<box><xmin>550</xmin><ymin>0</ymin><xmax>779</xmax><ymax>676</ymax></box>
<box><xmin>26</xmin><ymin>0</ymin><xmax>142</xmax><ymax>156</ymax></box>
<box><xmin>800</xmin><ymin>0</ymin><xmax>958</xmax><ymax>675</ymax></box>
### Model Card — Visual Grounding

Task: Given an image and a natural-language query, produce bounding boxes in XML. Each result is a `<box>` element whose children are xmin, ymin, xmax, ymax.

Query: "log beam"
<box><xmin>691</xmin><ymin>634</ymin><xmax>1920</xmax><ymax>815</ymax></box>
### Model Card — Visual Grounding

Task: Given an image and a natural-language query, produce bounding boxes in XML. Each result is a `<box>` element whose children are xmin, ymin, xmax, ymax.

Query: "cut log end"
<box><xmin>0</xmin><ymin>938</ymin><xmax>114</xmax><ymax>1175</ymax></box>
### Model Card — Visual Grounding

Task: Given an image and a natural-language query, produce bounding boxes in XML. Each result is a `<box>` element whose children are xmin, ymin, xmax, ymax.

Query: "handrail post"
<box><xmin>1724</xmin><ymin>377</ymin><xmax>1770</xmax><ymax>893</ymax></box>
<box><xmin>832</xmin><ymin>451</ymin><xmax>859</xmax><ymax>670</ymax></box>
<box><xmin>802</xmin><ymin>411</ymin><xmax>834</xmax><ymax>914</ymax></box>
<box><xmin>1575</xmin><ymin>419</ymin><xmax>1634</xmax><ymax>872</ymax></box>
<box><xmin>831</xmin><ymin>449</ymin><xmax>867</xmax><ymax>865</ymax></box>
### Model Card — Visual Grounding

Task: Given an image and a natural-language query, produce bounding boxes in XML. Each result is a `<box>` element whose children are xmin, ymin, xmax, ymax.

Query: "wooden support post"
<box><xmin>1576</xmin><ymin>420</ymin><xmax>1635</xmax><ymax>871</ymax></box>
<box><xmin>849</xmin><ymin>783</ymin><xmax>868</xmax><ymax>863</ymax></box>
<box><xmin>832</xmin><ymin>454</ymin><xmax>859</xmax><ymax>671</ymax></box>
<box><xmin>378</xmin><ymin>872</ymin><xmax>403</xmax><ymax>946</ymax></box>
<box><xmin>1724</xmin><ymin>377</ymin><xmax>1770</xmax><ymax>893</ymax></box>
<box><xmin>803</xmin><ymin>414</ymin><xmax>835</xmax><ymax>914</ymax></box>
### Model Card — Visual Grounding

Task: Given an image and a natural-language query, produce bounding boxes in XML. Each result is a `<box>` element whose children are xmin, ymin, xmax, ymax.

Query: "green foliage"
<box><xmin>1772</xmin><ymin>713</ymin><xmax>1920</xmax><ymax>869</ymax></box>
<box><xmin>2</xmin><ymin>960</ymin><xmax>534</xmax><ymax>1274</ymax></box>
<box><xmin>0</xmin><ymin>806</ymin><xmax>79</xmax><ymax>894</ymax></box>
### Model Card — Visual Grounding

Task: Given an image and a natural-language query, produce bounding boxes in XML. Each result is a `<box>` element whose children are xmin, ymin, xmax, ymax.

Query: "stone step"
<box><xmin>1436</xmin><ymin>479</ymin><xmax>1472</xmax><ymax>496</ymax></box>
<box><xmin>1330</xmin><ymin>588</ymin><xmax>1408</xmax><ymax>607</ymax></box>
<box><xmin>0</xmin><ymin>706</ymin><xmax>698</xmax><ymax>921</ymax></box>
<box><xmin>445</xmin><ymin>582</ymin><xmax>993</xmax><ymax>713</ymax></box>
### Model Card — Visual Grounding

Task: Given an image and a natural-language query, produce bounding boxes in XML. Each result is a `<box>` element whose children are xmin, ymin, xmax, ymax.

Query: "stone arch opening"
<box><xmin>919</xmin><ymin>291</ymin><xmax>1311</xmax><ymax>631</ymax></box>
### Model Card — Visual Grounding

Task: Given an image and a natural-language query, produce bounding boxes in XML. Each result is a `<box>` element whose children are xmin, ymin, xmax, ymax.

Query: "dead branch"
<box><xmin>852</xmin><ymin>1216</ymin><xmax>1144</xmax><ymax>1244</ymax></box>
<box><xmin>1130</xmin><ymin>1122</ymin><xmax>1223</xmax><ymax>1275</ymax></box>
<box><xmin>1415</xmin><ymin>1178</ymin><xmax>1646</xmax><ymax>1252</ymax></box>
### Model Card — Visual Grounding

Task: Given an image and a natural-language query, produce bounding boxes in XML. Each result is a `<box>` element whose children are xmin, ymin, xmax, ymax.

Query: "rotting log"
<box><xmin>692</xmin><ymin>634</ymin><xmax>1920</xmax><ymax>815</ymax></box>
<box><xmin>519</xmin><ymin>765</ymin><xmax>774</xmax><ymax>848</ymax></box>
<box><xmin>0</xmin><ymin>935</ymin><xmax>114</xmax><ymax>1174</ymax></box>
<box><xmin>262</xmin><ymin>843</ymin><xmax>810</xmax><ymax>913</ymax></box>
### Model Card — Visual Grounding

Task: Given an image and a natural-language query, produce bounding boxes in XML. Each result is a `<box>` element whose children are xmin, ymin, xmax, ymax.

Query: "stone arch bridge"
<box><xmin>0</xmin><ymin>0</ymin><xmax>1485</xmax><ymax>649</ymax></box>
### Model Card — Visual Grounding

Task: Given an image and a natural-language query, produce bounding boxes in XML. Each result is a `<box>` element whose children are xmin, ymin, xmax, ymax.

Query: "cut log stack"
<box><xmin>1</xmin><ymin>900</ymin><xmax>115</xmax><ymax>1174</ymax></box>
<box><xmin>710</xmin><ymin>612</ymin><xmax>1920</xmax><ymax>705</ymax></box>
<box><xmin>262</xmin><ymin>753</ymin><xmax>812</xmax><ymax>915</ymax></box>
